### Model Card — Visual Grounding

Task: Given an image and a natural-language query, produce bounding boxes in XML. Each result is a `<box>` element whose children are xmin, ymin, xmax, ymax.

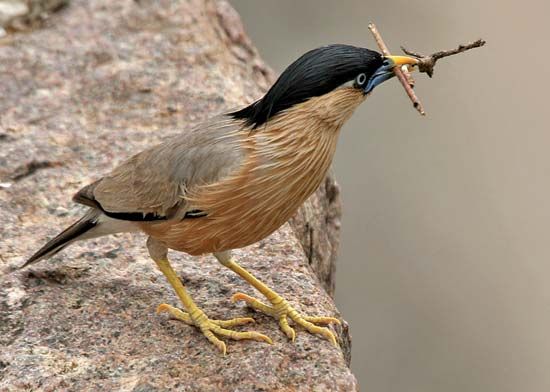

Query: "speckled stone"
<box><xmin>0</xmin><ymin>0</ymin><xmax>356</xmax><ymax>390</ymax></box>
<box><xmin>0</xmin><ymin>0</ymin><xmax>68</xmax><ymax>30</ymax></box>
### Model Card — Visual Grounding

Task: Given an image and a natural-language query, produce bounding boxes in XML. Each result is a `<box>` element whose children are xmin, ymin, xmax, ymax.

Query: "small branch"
<box><xmin>367</xmin><ymin>23</ymin><xmax>391</xmax><ymax>56</ymax></box>
<box><xmin>368</xmin><ymin>23</ymin><xmax>425</xmax><ymax>115</ymax></box>
<box><xmin>401</xmin><ymin>39</ymin><xmax>486</xmax><ymax>78</ymax></box>
<box><xmin>368</xmin><ymin>22</ymin><xmax>486</xmax><ymax>116</ymax></box>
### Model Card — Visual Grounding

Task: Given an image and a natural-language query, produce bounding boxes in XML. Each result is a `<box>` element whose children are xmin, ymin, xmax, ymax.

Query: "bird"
<box><xmin>23</xmin><ymin>44</ymin><xmax>418</xmax><ymax>354</ymax></box>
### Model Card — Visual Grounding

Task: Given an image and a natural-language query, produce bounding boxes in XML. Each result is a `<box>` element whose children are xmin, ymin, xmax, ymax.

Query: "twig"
<box><xmin>368</xmin><ymin>23</ymin><xmax>425</xmax><ymax>115</ymax></box>
<box><xmin>367</xmin><ymin>23</ymin><xmax>415</xmax><ymax>87</ymax></box>
<box><xmin>401</xmin><ymin>39</ymin><xmax>486</xmax><ymax>78</ymax></box>
<box><xmin>367</xmin><ymin>23</ymin><xmax>391</xmax><ymax>57</ymax></box>
<box><xmin>368</xmin><ymin>23</ymin><xmax>486</xmax><ymax>116</ymax></box>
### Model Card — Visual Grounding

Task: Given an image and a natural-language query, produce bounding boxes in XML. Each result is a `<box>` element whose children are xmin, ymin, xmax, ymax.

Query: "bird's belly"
<box><xmin>142</xmin><ymin>163</ymin><xmax>329</xmax><ymax>255</ymax></box>
<box><xmin>142</xmin><ymin>127</ymin><xmax>340</xmax><ymax>255</ymax></box>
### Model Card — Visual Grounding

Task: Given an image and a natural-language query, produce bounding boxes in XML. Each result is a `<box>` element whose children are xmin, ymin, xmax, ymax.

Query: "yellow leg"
<box><xmin>215</xmin><ymin>251</ymin><xmax>341</xmax><ymax>346</ymax></box>
<box><xmin>147</xmin><ymin>238</ymin><xmax>272</xmax><ymax>354</ymax></box>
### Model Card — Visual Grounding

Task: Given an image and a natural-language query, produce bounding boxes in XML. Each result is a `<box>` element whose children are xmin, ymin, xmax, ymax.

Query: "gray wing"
<box><xmin>73</xmin><ymin>114</ymin><xmax>245</xmax><ymax>221</ymax></box>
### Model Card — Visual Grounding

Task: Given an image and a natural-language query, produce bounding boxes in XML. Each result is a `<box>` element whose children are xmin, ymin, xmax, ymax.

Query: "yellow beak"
<box><xmin>385</xmin><ymin>55</ymin><xmax>419</xmax><ymax>67</ymax></box>
<box><xmin>364</xmin><ymin>54</ymin><xmax>420</xmax><ymax>93</ymax></box>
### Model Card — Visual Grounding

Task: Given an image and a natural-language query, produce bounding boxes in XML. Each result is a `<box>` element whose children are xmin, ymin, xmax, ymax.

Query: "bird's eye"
<box><xmin>355</xmin><ymin>73</ymin><xmax>367</xmax><ymax>87</ymax></box>
<box><xmin>382</xmin><ymin>59</ymin><xmax>391</xmax><ymax>67</ymax></box>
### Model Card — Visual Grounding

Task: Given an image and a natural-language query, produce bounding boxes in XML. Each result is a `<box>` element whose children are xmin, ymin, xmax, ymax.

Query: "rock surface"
<box><xmin>0</xmin><ymin>0</ymin><xmax>356</xmax><ymax>390</ymax></box>
<box><xmin>0</xmin><ymin>0</ymin><xmax>68</xmax><ymax>33</ymax></box>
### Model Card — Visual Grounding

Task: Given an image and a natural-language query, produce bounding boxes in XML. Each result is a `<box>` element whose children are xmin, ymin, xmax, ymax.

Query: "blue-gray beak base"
<box><xmin>364</xmin><ymin>59</ymin><xmax>396</xmax><ymax>94</ymax></box>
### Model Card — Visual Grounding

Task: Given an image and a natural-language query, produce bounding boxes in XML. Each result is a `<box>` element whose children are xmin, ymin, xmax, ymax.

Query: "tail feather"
<box><xmin>23</xmin><ymin>210</ymin><xmax>101</xmax><ymax>268</ymax></box>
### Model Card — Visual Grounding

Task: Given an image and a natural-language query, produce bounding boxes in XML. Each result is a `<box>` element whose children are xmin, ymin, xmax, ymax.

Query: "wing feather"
<box><xmin>73</xmin><ymin>115</ymin><xmax>245</xmax><ymax>221</ymax></box>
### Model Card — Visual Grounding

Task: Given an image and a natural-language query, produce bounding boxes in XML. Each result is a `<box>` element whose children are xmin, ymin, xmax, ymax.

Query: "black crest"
<box><xmin>230</xmin><ymin>44</ymin><xmax>382</xmax><ymax>128</ymax></box>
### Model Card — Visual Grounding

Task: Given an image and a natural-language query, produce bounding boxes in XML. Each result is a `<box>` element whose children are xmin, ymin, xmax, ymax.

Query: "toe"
<box><xmin>156</xmin><ymin>303</ymin><xmax>194</xmax><ymax>325</ymax></box>
<box><xmin>156</xmin><ymin>303</ymin><xmax>272</xmax><ymax>354</ymax></box>
<box><xmin>291</xmin><ymin>314</ymin><xmax>339</xmax><ymax>347</ymax></box>
<box><xmin>278</xmin><ymin>316</ymin><xmax>296</xmax><ymax>341</ymax></box>
<box><xmin>230</xmin><ymin>292</ymin><xmax>251</xmax><ymax>303</ymax></box>
<box><xmin>201</xmin><ymin>328</ymin><xmax>227</xmax><ymax>355</ymax></box>
<box><xmin>212</xmin><ymin>325</ymin><xmax>273</xmax><ymax>344</ymax></box>
<box><xmin>303</xmin><ymin>316</ymin><xmax>341</xmax><ymax>325</ymax></box>
<box><xmin>156</xmin><ymin>303</ymin><xmax>173</xmax><ymax>314</ymax></box>
<box><xmin>211</xmin><ymin>317</ymin><xmax>256</xmax><ymax>327</ymax></box>
<box><xmin>231</xmin><ymin>293</ymin><xmax>276</xmax><ymax>316</ymax></box>
<box><xmin>230</xmin><ymin>293</ymin><xmax>339</xmax><ymax>346</ymax></box>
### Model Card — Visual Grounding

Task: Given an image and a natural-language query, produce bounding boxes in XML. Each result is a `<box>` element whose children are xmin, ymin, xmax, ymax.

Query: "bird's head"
<box><xmin>231</xmin><ymin>44</ymin><xmax>418</xmax><ymax>128</ymax></box>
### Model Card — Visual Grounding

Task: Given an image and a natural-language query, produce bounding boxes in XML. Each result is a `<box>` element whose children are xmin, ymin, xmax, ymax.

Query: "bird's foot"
<box><xmin>157</xmin><ymin>303</ymin><xmax>273</xmax><ymax>354</ymax></box>
<box><xmin>231</xmin><ymin>293</ymin><xmax>340</xmax><ymax>346</ymax></box>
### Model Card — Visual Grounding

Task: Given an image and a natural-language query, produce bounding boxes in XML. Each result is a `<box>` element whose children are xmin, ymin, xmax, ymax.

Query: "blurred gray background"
<box><xmin>232</xmin><ymin>1</ymin><xmax>549</xmax><ymax>391</ymax></box>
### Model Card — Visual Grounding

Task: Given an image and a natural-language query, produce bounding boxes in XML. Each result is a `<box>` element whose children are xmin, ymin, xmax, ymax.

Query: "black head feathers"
<box><xmin>231</xmin><ymin>44</ymin><xmax>382</xmax><ymax>128</ymax></box>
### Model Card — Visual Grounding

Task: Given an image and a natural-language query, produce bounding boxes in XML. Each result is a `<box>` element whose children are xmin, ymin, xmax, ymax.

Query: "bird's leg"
<box><xmin>215</xmin><ymin>251</ymin><xmax>340</xmax><ymax>346</ymax></box>
<box><xmin>147</xmin><ymin>238</ymin><xmax>272</xmax><ymax>354</ymax></box>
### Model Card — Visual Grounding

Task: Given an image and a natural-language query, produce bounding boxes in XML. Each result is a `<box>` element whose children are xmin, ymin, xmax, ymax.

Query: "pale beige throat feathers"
<box><xmin>234</xmin><ymin>87</ymin><xmax>366</xmax><ymax>218</ymax></box>
<box><xmin>281</xmin><ymin>86</ymin><xmax>366</xmax><ymax>129</ymax></box>
<box><xmin>143</xmin><ymin>88</ymin><xmax>366</xmax><ymax>254</ymax></box>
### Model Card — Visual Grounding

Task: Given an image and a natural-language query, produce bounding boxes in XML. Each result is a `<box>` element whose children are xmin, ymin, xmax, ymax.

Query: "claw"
<box><xmin>212</xmin><ymin>317</ymin><xmax>256</xmax><ymax>327</ymax></box>
<box><xmin>157</xmin><ymin>303</ymin><xmax>272</xmax><ymax>353</ymax></box>
<box><xmin>231</xmin><ymin>293</ymin><xmax>340</xmax><ymax>345</ymax></box>
<box><xmin>156</xmin><ymin>303</ymin><xmax>172</xmax><ymax>314</ymax></box>
<box><xmin>303</xmin><ymin>316</ymin><xmax>341</xmax><ymax>325</ymax></box>
<box><xmin>217</xmin><ymin>256</ymin><xmax>341</xmax><ymax>347</ymax></box>
<box><xmin>230</xmin><ymin>292</ymin><xmax>248</xmax><ymax>303</ymax></box>
<box><xmin>278</xmin><ymin>316</ymin><xmax>296</xmax><ymax>341</ymax></box>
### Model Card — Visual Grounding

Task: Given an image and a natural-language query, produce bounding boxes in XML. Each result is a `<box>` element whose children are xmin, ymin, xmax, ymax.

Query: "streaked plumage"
<box><xmin>142</xmin><ymin>88</ymin><xmax>365</xmax><ymax>255</ymax></box>
<box><xmin>24</xmin><ymin>44</ymin><xmax>418</xmax><ymax>353</ymax></box>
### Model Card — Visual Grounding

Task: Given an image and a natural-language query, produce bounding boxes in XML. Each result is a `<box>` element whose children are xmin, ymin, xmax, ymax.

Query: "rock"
<box><xmin>0</xmin><ymin>0</ymin><xmax>356</xmax><ymax>390</ymax></box>
<box><xmin>290</xmin><ymin>174</ymin><xmax>342</xmax><ymax>297</ymax></box>
<box><xmin>0</xmin><ymin>0</ymin><xmax>68</xmax><ymax>30</ymax></box>
<box><xmin>0</xmin><ymin>1</ymin><xmax>28</xmax><ymax>27</ymax></box>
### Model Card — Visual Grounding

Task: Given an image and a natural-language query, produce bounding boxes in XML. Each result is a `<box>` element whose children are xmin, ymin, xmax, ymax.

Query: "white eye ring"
<box><xmin>356</xmin><ymin>73</ymin><xmax>367</xmax><ymax>86</ymax></box>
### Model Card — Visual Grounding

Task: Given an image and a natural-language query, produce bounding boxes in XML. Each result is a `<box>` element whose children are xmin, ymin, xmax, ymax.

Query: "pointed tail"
<box><xmin>22</xmin><ymin>210</ymin><xmax>107</xmax><ymax>268</ymax></box>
